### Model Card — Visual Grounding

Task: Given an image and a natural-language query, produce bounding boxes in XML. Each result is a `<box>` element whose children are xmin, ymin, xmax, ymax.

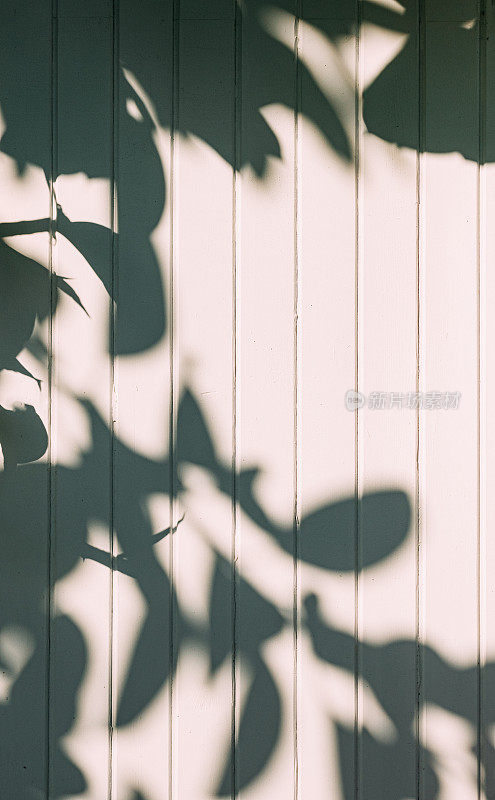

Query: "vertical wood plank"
<box><xmin>111</xmin><ymin>2</ymin><xmax>174</xmax><ymax>798</ymax></box>
<box><xmin>51</xmin><ymin>3</ymin><xmax>114</xmax><ymax>797</ymax></box>
<box><xmin>173</xmin><ymin>6</ymin><xmax>236</xmax><ymax>799</ymax></box>
<box><xmin>420</xmin><ymin>11</ymin><xmax>480</xmax><ymax>800</ymax></box>
<box><xmin>113</xmin><ymin>1</ymin><xmax>175</xmax><ymax>797</ymax></box>
<box><xmin>480</xmin><ymin>1</ymin><xmax>494</xmax><ymax>797</ymax></box>
<box><xmin>297</xmin><ymin>7</ymin><xmax>358</xmax><ymax>799</ymax></box>
<box><xmin>359</xmin><ymin>10</ymin><xmax>419</xmax><ymax>800</ymax></box>
<box><xmin>235</xmin><ymin>6</ymin><xmax>297</xmax><ymax>797</ymax></box>
<box><xmin>0</xmin><ymin>4</ymin><xmax>53</xmax><ymax>798</ymax></box>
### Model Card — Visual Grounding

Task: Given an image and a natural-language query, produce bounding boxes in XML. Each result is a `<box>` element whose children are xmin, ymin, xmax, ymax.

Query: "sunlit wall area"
<box><xmin>0</xmin><ymin>2</ymin><xmax>494</xmax><ymax>799</ymax></box>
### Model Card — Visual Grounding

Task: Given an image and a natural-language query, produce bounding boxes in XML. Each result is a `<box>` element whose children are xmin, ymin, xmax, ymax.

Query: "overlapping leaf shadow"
<box><xmin>0</xmin><ymin>381</ymin><xmax>410</xmax><ymax>798</ymax></box>
<box><xmin>0</xmin><ymin>1</ymin><xmax>494</xmax><ymax>798</ymax></box>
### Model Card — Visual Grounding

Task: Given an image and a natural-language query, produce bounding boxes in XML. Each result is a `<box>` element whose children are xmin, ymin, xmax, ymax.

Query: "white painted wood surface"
<box><xmin>0</xmin><ymin>2</ymin><xmax>493</xmax><ymax>799</ymax></box>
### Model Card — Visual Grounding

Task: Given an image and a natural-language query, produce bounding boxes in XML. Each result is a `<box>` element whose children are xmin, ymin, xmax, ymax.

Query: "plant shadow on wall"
<box><xmin>0</xmin><ymin>1</ymin><xmax>493</xmax><ymax>798</ymax></box>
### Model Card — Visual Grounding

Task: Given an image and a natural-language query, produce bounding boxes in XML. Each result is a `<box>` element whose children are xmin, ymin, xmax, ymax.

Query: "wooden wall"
<box><xmin>0</xmin><ymin>1</ymin><xmax>494</xmax><ymax>798</ymax></box>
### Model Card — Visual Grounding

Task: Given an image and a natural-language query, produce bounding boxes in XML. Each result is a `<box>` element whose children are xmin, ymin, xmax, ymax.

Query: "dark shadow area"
<box><xmin>304</xmin><ymin>593</ymin><xmax>495</xmax><ymax>800</ymax></box>
<box><xmin>0</xmin><ymin>1</ymin><xmax>493</xmax><ymax>798</ymax></box>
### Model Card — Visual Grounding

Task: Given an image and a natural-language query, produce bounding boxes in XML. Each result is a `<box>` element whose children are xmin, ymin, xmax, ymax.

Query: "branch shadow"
<box><xmin>0</xmin><ymin>1</ymin><xmax>492</xmax><ymax>798</ymax></box>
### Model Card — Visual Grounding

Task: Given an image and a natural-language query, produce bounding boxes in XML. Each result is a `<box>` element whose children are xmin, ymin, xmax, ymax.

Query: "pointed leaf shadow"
<box><xmin>215</xmin><ymin>658</ymin><xmax>281</xmax><ymax>797</ymax></box>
